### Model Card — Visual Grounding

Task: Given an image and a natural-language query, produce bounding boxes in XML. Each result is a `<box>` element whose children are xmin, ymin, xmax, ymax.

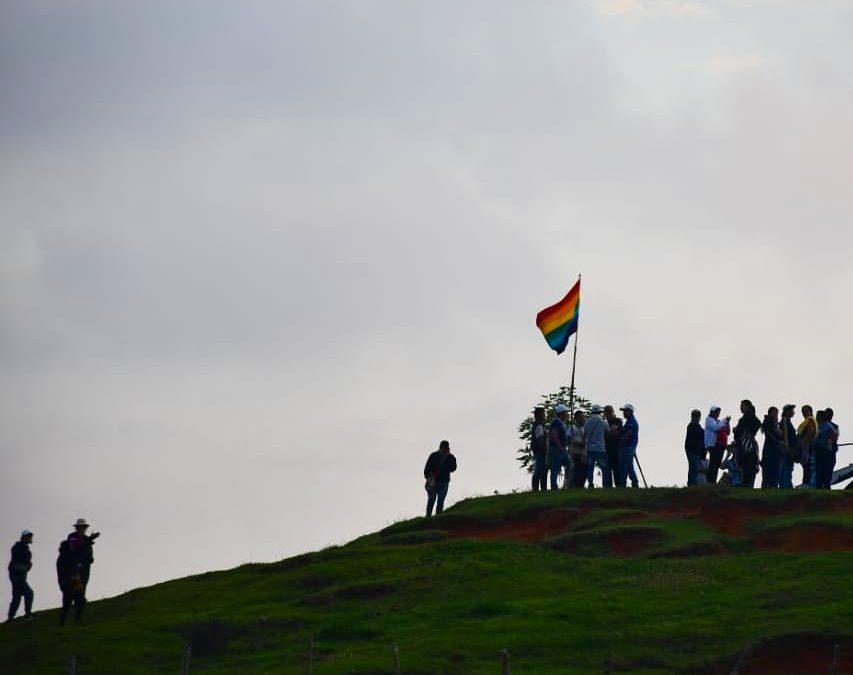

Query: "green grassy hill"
<box><xmin>3</xmin><ymin>488</ymin><xmax>853</xmax><ymax>674</ymax></box>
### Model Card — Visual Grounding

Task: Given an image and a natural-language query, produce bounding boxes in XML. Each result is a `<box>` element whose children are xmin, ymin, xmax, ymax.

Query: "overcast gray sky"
<box><xmin>3</xmin><ymin>0</ymin><xmax>853</xmax><ymax>608</ymax></box>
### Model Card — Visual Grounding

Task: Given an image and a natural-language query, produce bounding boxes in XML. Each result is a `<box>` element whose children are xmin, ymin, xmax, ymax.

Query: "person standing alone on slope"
<box><xmin>424</xmin><ymin>441</ymin><xmax>457</xmax><ymax>516</ymax></box>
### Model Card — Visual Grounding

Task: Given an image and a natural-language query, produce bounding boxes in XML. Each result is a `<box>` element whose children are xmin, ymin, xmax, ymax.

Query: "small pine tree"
<box><xmin>516</xmin><ymin>386</ymin><xmax>592</xmax><ymax>475</ymax></box>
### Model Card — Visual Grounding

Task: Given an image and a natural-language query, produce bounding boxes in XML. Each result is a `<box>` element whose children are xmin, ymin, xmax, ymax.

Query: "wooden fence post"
<box><xmin>181</xmin><ymin>642</ymin><xmax>193</xmax><ymax>675</ymax></box>
<box><xmin>392</xmin><ymin>643</ymin><xmax>401</xmax><ymax>675</ymax></box>
<box><xmin>831</xmin><ymin>643</ymin><xmax>840</xmax><ymax>675</ymax></box>
<box><xmin>500</xmin><ymin>649</ymin><xmax>511</xmax><ymax>675</ymax></box>
<box><xmin>305</xmin><ymin>636</ymin><xmax>314</xmax><ymax>675</ymax></box>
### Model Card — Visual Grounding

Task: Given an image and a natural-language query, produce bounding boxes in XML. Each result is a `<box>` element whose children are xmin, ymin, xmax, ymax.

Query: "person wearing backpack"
<box><xmin>7</xmin><ymin>530</ymin><xmax>34</xmax><ymax>623</ymax></box>
<box><xmin>424</xmin><ymin>441</ymin><xmax>457</xmax><ymax>516</ymax></box>
<box><xmin>734</xmin><ymin>400</ymin><xmax>761</xmax><ymax>488</ymax></box>
<box><xmin>57</xmin><ymin>540</ymin><xmax>85</xmax><ymax>625</ymax></box>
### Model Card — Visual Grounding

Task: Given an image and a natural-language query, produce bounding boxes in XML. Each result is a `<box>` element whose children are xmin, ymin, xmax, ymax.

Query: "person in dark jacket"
<box><xmin>760</xmin><ymin>407</ymin><xmax>784</xmax><ymax>489</ymax></box>
<box><xmin>66</xmin><ymin>519</ymin><xmax>99</xmax><ymax>599</ymax></box>
<box><xmin>7</xmin><ymin>530</ymin><xmax>34</xmax><ymax>623</ymax></box>
<box><xmin>57</xmin><ymin>540</ymin><xmax>85</xmax><ymax>625</ymax></box>
<box><xmin>734</xmin><ymin>400</ymin><xmax>761</xmax><ymax>488</ymax></box>
<box><xmin>604</xmin><ymin>405</ymin><xmax>622</xmax><ymax>487</ymax></box>
<box><xmin>778</xmin><ymin>404</ymin><xmax>798</xmax><ymax>489</ymax></box>
<box><xmin>530</xmin><ymin>407</ymin><xmax>548</xmax><ymax>492</ymax></box>
<box><xmin>685</xmin><ymin>409</ymin><xmax>705</xmax><ymax>486</ymax></box>
<box><xmin>424</xmin><ymin>440</ymin><xmax>457</xmax><ymax>516</ymax></box>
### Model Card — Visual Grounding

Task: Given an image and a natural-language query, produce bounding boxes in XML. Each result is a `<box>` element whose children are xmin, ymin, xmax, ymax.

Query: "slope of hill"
<box><xmin>2</xmin><ymin>488</ymin><xmax>853</xmax><ymax>674</ymax></box>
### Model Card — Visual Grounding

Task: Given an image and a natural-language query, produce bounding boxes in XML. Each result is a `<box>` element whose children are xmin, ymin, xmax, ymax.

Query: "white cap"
<box><xmin>21</xmin><ymin>529</ymin><xmax>32</xmax><ymax>537</ymax></box>
<box><xmin>710</xmin><ymin>405</ymin><xmax>721</xmax><ymax>413</ymax></box>
<box><xmin>620</xmin><ymin>403</ymin><xmax>635</xmax><ymax>413</ymax></box>
<box><xmin>554</xmin><ymin>403</ymin><xmax>569</xmax><ymax>414</ymax></box>
<box><xmin>590</xmin><ymin>404</ymin><xmax>602</xmax><ymax>414</ymax></box>
<box><xmin>74</xmin><ymin>518</ymin><xmax>89</xmax><ymax>528</ymax></box>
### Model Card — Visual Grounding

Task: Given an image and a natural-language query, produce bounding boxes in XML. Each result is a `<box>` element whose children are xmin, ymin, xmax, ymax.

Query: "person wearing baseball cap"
<box><xmin>7</xmin><ymin>530</ymin><xmax>34</xmax><ymax>623</ymax></box>
<box><xmin>616</xmin><ymin>404</ymin><xmax>640</xmax><ymax>487</ymax></box>
<box><xmin>705</xmin><ymin>406</ymin><xmax>731</xmax><ymax>484</ymax></box>
<box><xmin>548</xmin><ymin>404</ymin><xmax>573</xmax><ymax>490</ymax></box>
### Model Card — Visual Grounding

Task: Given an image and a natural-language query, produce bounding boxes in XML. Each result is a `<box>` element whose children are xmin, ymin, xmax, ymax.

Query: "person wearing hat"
<box><xmin>66</xmin><ymin>519</ymin><xmax>100</xmax><ymax>600</ymax></box>
<box><xmin>548</xmin><ymin>404</ymin><xmax>573</xmax><ymax>490</ymax></box>
<box><xmin>585</xmin><ymin>405</ymin><xmax>612</xmax><ymax>488</ymax></box>
<box><xmin>778</xmin><ymin>404</ymin><xmax>799</xmax><ymax>489</ymax></box>
<box><xmin>616</xmin><ymin>404</ymin><xmax>639</xmax><ymax>488</ymax></box>
<box><xmin>7</xmin><ymin>530</ymin><xmax>34</xmax><ymax>623</ymax></box>
<box><xmin>685</xmin><ymin>409</ymin><xmax>705</xmax><ymax>486</ymax></box>
<box><xmin>704</xmin><ymin>406</ymin><xmax>730</xmax><ymax>484</ymax></box>
<box><xmin>530</xmin><ymin>407</ymin><xmax>548</xmax><ymax>492</ymax></box>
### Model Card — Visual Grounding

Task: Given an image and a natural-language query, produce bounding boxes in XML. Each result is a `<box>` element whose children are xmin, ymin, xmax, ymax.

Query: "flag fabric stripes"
<box><xmin>536</xmin><ymin>279</ymin><xmax>580</xmax><ymax>355</ymax></box>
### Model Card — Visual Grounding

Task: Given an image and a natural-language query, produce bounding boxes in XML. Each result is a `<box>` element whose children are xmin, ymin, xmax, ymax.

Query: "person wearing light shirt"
<box><xmin>704</xmin><ymin>406</ymin><xmax>730</xmax><ymax>484</ymax></box>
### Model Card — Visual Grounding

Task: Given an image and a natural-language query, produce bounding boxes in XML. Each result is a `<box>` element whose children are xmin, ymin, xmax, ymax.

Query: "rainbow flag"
<box><xmin>536</xmin><ymin>279</ymin><xmax>580</xmax><ymax>354</ymax></box>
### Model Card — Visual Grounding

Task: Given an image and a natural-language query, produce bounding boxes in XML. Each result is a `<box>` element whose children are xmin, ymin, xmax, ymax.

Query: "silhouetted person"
<box><xmin>568</xmin><ymin>410</ymin><xmax>587</xmax><ymax>488</ymax></box>
<box><xmin>424</xmin><ymin>441</ymin><xmax>457</xmax><ymax>516</ymax></box>
<box><xmin>734</xmin><ymin>400</ymin><xmax>761</xmax><ymax>488</ymax></box>
<box><xmin>814</xmin><ymin>410</ymin><xmax>839</xmax><ymax>489</ymax></box>
<box><xmin>604</xmin><ymin>405</ymin><xmax>622</xmax><ymax>486</ymax></box>
<box><xmin>760</xmin><ymin>406</ymin><xmax>784</xmax><ymax>489</ymax></box>
<box><xmin>616</xmin><ymin>404</ymin><xmax>639</xmax><ymax>488</ymax></box>
<box><xmin>685</xmin><ymin>409</ymin><xmax>705</xmax><ymax>486</ymax></box>
<box><xmin>704</xmin><ymin>406</ymin><xmax>730</xmax><ymax>484</ymax></box>
<box><xmin>57</xmin><ymin>540</ymin><xmax>85</xmax><ymax>625</ymax></box>
<box><xmin>7</xmin><ymin>530</ymin><xmax>34</xmax><ymax>623</ymax></box>
<box><xmin>548</xmin><ymin>404</ymin><xmax>572</xmax><ymax>490</ymax></box>
<box><xmin>66</xmin><ymin>518</ymin><xmax>99</xmax><ymax>609</ymax></box>
<box><xmin>798</xmin><ymin>405</ymin><xmax>817</xmax><ymax>486</ymax></box>
<box><xmin>530</xmin><ymin>407</ymin><xmax>548</xmax><ymax>492</ymax></box>
<box><xmin>779</xmin><ymin>404</ymin><xmax>798</xmax><ymax>489</ymax></box>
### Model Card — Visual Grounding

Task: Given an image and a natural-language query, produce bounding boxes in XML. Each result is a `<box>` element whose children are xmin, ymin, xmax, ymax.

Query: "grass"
<box><xmin>2</xmin><ymin>488</ymin><xmax>852</xmax><ymax>674</ymax></box>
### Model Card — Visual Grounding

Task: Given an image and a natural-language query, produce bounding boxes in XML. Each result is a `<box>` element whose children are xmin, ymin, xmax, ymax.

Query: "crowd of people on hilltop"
<box><xmin>684</xmin><ymin>401</ymin><xmax>841</xmax><ymax>489</ymax></box>
<box><xmin>6</xmin><ymin>518</ymin><xmax>100</xmax><ymax>625</ymax></box>
<box><xmin>529</xmin><ymin>403</ymin><xmax>641</xmax><ymax>490</ymax></box>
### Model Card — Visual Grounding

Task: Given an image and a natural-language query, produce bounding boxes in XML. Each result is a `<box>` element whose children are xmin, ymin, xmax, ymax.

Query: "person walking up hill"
<box><xmin>424</xmin><ymin>441</ymin><xmax>457</xmax><ymax>516</ymax></box>
<box><xmin>7</xmin><ymin>530</ymin><xmax>34</xmax><ymax>623</ymax></box>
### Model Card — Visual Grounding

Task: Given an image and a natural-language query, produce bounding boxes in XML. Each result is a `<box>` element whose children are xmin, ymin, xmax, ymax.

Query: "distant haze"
<box><xmin>2</xmin><ymin>1</ymin><xmax>852</xmax><ymax>608</ymax></box>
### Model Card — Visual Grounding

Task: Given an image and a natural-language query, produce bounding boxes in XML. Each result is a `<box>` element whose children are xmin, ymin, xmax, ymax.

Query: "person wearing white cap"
<box><xmin>548</xmin><ymin>404</ymin><xmax>573</xmax><ymax>490</ymax></box>
<box><xmin>616</xmin><ymin>404</ymin><xmax>639</xmax><ymax>488</ymax></box>
<box><xmin>7</xmin><ymin>530</ymin><xmax>34</xmax><ymax>622</ymax></box>
<box><xmin>705</xmin><ymin>406</ymin><xmax>731</xmax><ymax>484</ymax></box>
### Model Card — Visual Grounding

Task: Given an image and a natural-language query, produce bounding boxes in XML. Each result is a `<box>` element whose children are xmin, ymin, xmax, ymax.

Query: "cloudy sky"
<box><xmin>3</xmin><ymin>0</ymin><xmax>853</xmax><ymax>608</ymax></box>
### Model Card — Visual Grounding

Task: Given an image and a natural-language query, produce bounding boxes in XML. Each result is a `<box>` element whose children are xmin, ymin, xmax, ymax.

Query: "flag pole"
<box><xmin>568</xmin><ymin>274</ymin><xmax>580</xmax><ymax>414</ymax></box>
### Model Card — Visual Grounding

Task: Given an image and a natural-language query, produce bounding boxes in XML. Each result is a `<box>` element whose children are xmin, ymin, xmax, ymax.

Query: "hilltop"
<box><xmin>2</xmin><ymin>488</ymin><xmax>853</xmax><ymax>674</ymax></box>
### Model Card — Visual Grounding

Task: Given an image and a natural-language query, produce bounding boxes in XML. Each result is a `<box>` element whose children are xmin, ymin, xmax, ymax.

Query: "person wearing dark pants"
<box><xmin>814</xmin><ymin>411</ymin><xmax>839</xmax><ymax>489</ymax></box>
<box><xmin>705</xmin><ymin>406</ymin><xmax>730</xmax><ymax>484</ymax></box>
<box><xmin>760</xmin><ymin>407</ymin><xmax>784</xmax><ymax>489</ymax></box>
<box><xmin>685</xmin><ymin>409</ymin><xmax>705</xmax><ymax>486</ymax></box>
<box><xmin>57</xmin><ymin>540</ymin><xmax>85</xmax><ymax>625</ymax></box>
<box><xmin>604</xmin><ymin>406</ymin><xmax>622</xmax><ymax>487</ymax></box>
<box><xmin>616</xmin><ymin>404</ymin><xmax>639</xmax><ymax>488</ymax></box>
<box><xmin>424</xmin><ymin>441</ymin><xmax>457</xmax><ymax>516</ymax></box>
<box><xmin>734</xmin><ymin>400</ymin><xmax>761</xmax><ymax>488</ymax></box>
<box><xmin>7</xmin><ymin>530</ymin><xmax>34</xmax><ymax>623</ymax></box>
<box><xmin>530</xmin><ymin>407</ymin><xmax>548</xmax><ymax>491</ymax></box>
<box><xmin>65</xmin><ymin>518</ymin><xmax>100</xmax><ymax>622</ymax></box>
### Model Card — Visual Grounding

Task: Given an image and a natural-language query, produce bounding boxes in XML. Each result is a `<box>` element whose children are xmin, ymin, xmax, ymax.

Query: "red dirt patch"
<box><xmin>449</xmin><ymin>508</ymin><xmax>578</xmax><ymax>543</ymax></box>
<box><xmin>754</xmin><ymin>524</ymin><xmax>853</xmax><ymax>552</ymax></box>
<box><xmin>607</xmin><ymin>528</ymin><xmax>659</xmax><ymax>556</ymax></box>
